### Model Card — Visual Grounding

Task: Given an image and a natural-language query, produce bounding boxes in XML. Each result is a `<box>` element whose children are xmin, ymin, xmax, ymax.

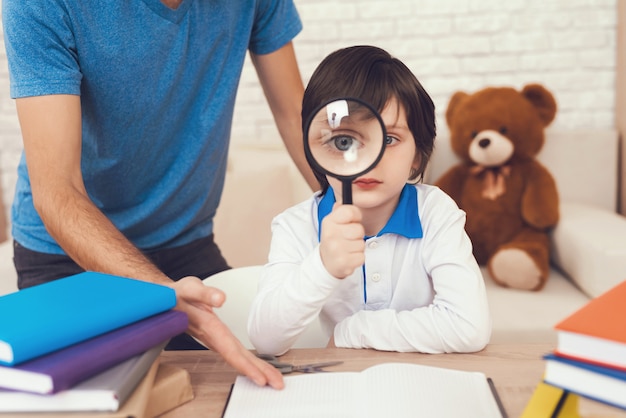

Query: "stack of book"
<box><xmin>542</xmin><ymin>279</ymin><xmax>626</xmax><ymax>412</ymax></box>
<box><xmin>0</xmin><ymin>271</ymin><xmax>194</xmax><ymax>416</ymax></box>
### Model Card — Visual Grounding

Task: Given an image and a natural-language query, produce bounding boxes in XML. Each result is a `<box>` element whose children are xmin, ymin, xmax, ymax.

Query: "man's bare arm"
<box><xmin>16</xmin><ymin>94</ymin><xmax>168</xmax><ymax>283</ymax></box>
<box><xmin>251</xmin><ymin>42</ymin><xmax>318</xmax><ymax>191</ymax></box>
<box><xmin>15</xmin><ymin>94</ymin><xmax>284</xmax><ymax>388</ymax></box>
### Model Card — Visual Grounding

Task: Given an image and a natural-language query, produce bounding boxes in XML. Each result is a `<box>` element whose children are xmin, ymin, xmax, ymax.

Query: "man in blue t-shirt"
<box><xmin>2</xmin><ymin>0</ymin><xmax>315</xmax><ymax>388</ymax></box>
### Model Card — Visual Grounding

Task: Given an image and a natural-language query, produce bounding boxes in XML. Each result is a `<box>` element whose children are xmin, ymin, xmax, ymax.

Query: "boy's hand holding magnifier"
<box><xmin>304</xmin><ymin>98</ymin><xmax>386</xmax><ymax>279</ymax></box>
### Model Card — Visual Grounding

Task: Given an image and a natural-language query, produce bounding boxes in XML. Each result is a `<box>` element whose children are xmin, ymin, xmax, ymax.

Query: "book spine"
<box><xmin>553</xmin><ymin>350</ymin><xmax>626</xmax><ymax>373</ymax></box>
<box><xmin>17</xmin><ymin>310</ymin><xmax>187</xmax><ymax>394</ymax></box>
<box><xmin>114</xmin><ymin>344</ymin><xmax>165</xmax><ymax>406</ymax></box>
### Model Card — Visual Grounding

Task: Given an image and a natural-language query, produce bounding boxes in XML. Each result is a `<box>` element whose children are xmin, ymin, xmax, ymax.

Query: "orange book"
<box><xmin>554</xmin><ymin>279</ymin><xmax>626</xmax><ymax>370</ymax></box>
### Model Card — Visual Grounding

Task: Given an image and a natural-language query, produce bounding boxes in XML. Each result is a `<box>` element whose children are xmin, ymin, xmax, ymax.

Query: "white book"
<box><xmin>0</xmin><ymin>343</ymin><xmax>164</xmax><ymax>412</ymax></box>
<box><xmin>223</xmin><ymin>362</ymin><xmax>506</xmax><ymax>418</ymax></box>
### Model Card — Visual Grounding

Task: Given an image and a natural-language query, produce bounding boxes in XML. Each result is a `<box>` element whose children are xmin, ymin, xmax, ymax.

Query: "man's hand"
<box><xmin>170</xmin><ymin>277</ymin><xmax>284</xmax><ymax>389</ymax></box>
<box><xmin>319</xmin><ymin>204</ymin><xmax>365</xmax><ymax>279</ymax></box>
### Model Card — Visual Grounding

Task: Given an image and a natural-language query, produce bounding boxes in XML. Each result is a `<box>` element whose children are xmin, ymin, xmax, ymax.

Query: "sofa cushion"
<box><xmin>551</xmin><ymin>202</ymin><xmax>626</xmax><ymax>298</ymax></box>
<box><xmin>485</xmin><ymin>266</ymin><xmax>589</xmax><ymax>344</ymax></box>
<box><xmin>213</xmin><ymin>146</ymin><xmax>310</xmax><ymax>268</ymax></box>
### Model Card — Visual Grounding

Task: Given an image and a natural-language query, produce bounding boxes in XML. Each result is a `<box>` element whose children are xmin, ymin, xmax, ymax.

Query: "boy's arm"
<box><xmin>248</xmin><ymin>208</ymin><xmax>342</xmax><ymax>355</ymax></box>
<box><xmin>333</xmin><ymin>194</ymin><xmax>491</xmax><ymax>353</ymax></box>
<box><xmin>333</xmin><ymin>263</ymin><xmax>490</xmax><ymax>354</ymax></box>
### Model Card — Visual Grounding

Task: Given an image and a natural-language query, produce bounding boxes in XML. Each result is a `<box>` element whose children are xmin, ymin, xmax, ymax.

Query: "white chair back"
<box><xmin>202</xmin><ymin>265</ymin><xmax>327</xmax><ymax>349</ymax></box>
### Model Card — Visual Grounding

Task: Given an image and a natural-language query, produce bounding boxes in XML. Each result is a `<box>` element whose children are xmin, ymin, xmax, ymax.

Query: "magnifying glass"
<box><xmin>304</xmin><ymin>97</ymin><xmax>387</xmax><ymax>204</ymax></box>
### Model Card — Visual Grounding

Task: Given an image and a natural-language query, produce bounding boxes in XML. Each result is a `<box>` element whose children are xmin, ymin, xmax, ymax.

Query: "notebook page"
<box><xmin>223</xmin><ymin>372</ymin><xmax>361</xmax><ymax>418</ymax></box>
<box><xmin>223</xmin><ymin>363</ymin><xmax>504</xmax><ymax>418</ymax></box>
<box><xmin>364</xmin><ymin>363</ymin><xmax>503</xmax><ymax>418</ymax></box>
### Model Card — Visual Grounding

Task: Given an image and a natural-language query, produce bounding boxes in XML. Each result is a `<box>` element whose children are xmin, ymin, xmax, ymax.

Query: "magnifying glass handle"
<box><xmin>342</xmin><ymin>180</ymin><xmax>353</xmax><ymax>205</ymax></box>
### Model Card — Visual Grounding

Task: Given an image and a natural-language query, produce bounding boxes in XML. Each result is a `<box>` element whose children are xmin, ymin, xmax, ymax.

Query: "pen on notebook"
<box><xmin>487</xmin><ymin>377</ymin><xmax>508</xmax><ymax>418</ymax></box>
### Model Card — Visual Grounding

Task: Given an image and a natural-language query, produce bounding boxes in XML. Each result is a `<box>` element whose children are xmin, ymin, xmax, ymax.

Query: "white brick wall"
<box><xmin>233</xmin><ymin>0</ymin><xmax>618</xmax><ymax>150</ymax></box>
<box><xmin>0</xmin><ymin>0</ymin><xmax>618</xmax><ymax>225</ymax></box>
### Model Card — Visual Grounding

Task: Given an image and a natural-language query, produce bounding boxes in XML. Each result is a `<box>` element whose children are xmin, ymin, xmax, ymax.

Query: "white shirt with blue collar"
<box><xmin>248</xmin><ymin>184</ymin><xmax>491</xmax><ymax>355</ymax></box>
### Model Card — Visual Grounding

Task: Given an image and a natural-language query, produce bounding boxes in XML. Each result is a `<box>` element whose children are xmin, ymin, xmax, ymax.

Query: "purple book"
<box><xmin>0</xmin><ymin>310</ymin><xmax>188</xmax><ymax>394</ymax></box>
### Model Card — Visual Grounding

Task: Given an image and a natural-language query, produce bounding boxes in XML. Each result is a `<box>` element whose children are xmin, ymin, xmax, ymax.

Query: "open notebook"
<box><xmin>223</xmin><ymin>362</ymin><xmax>506</xmax><ymax>418</ymax></box>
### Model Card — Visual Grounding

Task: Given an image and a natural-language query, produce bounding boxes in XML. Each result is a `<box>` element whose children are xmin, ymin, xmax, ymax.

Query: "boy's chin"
<box><xmin>349</xmin><ymin>191</ymin><xmax>385</xmax><ymax>208</ymax></box>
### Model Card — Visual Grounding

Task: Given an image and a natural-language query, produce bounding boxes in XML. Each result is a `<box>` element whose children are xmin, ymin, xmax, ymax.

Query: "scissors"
<box><xmin>257</xmin><ymin>354</ymin><xmax>343</xmax><ymax>374</ymax></box>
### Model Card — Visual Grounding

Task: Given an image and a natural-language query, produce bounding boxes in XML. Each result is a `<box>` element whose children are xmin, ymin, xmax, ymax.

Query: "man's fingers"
<box><xmin>175</xmin><ymin>296</ymin><xmax>285</xmax><ymax>390</ymax></box>
<box><xmin>229</xmin><ymin>351</ymin><xmax>285</xmax><ymax>389</ymax></box>
<box><xmin>201</xmin><ymin>325</ymin><xmax>284</xmax><ymax>389</ymax></box>
<box><xmin>243</xmin><ymin>351</ymin><xmax>285</xmax><ymax>389</ymax></box>
<box><xmin>173</xmin><ymin>276</ymin><xmax>226</xmax><ymax>308</ymax></box>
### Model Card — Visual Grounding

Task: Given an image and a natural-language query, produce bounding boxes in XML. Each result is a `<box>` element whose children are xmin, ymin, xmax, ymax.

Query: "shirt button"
<box><xmin>371</xmin><ymin>273</ymin><xmax>381</xmax><ymax>282</ymax></box>
<box><xmin>368</xmin><ymin>241</ymin><xmax>378</xmax><ymax>249</ymax></box>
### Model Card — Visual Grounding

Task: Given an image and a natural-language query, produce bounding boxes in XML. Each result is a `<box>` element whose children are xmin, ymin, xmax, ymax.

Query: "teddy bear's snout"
<box><xmin>468</xmin><ymin>129</ymin><xmax>514</xmax><ymax>167</ymax></box>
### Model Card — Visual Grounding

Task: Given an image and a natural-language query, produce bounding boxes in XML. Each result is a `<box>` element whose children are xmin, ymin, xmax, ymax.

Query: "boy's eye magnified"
<box><xmin>333</xmin><ymin>135</ymin><xmax>354</xmax><ymax>151</ymax></box>
<box><xmin>319</xmin><ymin>131</ymin><xmax>362</xmax><ymax>153</ymax></box>
<box><xmin>325</xmin><ymin>134</ymin><xmax>361</xmax><ymax>163</ymax></box>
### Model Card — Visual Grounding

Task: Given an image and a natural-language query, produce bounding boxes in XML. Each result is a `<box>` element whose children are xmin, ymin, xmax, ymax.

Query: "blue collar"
<box><xmin>317</xmin><ymin>184</ymin><xmax>423</xmax><ymax>240</ymax></box>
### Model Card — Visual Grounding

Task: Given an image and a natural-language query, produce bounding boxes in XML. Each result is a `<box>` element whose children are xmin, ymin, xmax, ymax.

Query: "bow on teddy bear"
<box><xmin>436</xmin><ymin>84</ymin><xmax>559</xmax><ymax>291</ymax></box>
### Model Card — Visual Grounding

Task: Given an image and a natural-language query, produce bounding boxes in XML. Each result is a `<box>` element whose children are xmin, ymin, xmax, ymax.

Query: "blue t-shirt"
<box><xmin>2</xmin><ymin>0</ymin><xmax>302</xmax><ymax>254</ymax></box>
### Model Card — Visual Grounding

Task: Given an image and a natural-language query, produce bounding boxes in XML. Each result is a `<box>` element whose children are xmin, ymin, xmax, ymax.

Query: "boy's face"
<box><xmin>328</xmin><ymin>98</ymin><xmax>419</xmax><ymax>213</ymax></box>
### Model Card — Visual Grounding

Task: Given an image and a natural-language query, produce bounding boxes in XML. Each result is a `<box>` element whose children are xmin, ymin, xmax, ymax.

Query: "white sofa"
<box><xmin>212</xmin><ymin>129</ymin><xmax>626</xmax><ymax>344</ymax></box>
<box><xmin>3</xmin><ymin>130</ymin><xmax>626</xmax><ymax>346</ymax></box>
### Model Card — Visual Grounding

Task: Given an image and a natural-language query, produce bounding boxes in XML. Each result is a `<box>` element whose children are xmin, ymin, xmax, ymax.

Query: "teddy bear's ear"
<box><xmin>445</xmin><ymin>91</ymin><xmax>469</xmax><ymax>128</ymax></box>
<box><xmin>522</xmin><ymin>84</ymin><xmax>557</xmax><ymax>127</ymax></box>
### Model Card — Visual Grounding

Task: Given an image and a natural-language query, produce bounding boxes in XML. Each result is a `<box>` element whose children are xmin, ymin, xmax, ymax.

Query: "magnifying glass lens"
<box><xmin>308</xmin><ymin>99</ymin><xmax>385</xmax><ymax>177</ymax></box>
<box><xmin>305</xmin><ymin>98</ymin><xmax>386</xmax><ymax>205</ymax></box>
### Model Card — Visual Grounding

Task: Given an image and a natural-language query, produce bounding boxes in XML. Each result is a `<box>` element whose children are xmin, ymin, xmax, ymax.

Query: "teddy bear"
<box><xmin>435</xmin><ymin>84</ymin><xmax>559</xmax><ymax>291</ymax></box>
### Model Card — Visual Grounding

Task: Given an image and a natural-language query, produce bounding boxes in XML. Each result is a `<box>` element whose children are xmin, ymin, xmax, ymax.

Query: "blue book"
<box><xmin>543</xmin><ymin>353</ymin><xmax>626</xmax><ymax>411</ymax></box>
<box><xmin>0</xmin><ymin>271</ymin><xmax>176</xmax><ymax>366</ymax></box>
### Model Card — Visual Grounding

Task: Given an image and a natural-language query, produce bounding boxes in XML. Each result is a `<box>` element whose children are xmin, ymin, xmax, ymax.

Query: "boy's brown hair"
<box><xmin>302</xmin><ymin>45</ymin><xmax>436</xmax><ymax>193</ymax></box>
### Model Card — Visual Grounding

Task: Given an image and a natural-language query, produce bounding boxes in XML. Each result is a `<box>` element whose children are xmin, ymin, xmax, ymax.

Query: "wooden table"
<box><xmin>159</xmin><ymin>344</ymin><xmax>626</xmax><ymax>418</ymax></box>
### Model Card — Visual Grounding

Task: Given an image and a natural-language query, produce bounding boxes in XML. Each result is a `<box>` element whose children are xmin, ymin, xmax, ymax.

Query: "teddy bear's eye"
<box><xmin>499</xmin><ymin>126</ymin><xmax>508</xmax><ymax>135</ymax></box>
<box><xmin>470</xmin><ymin>131</ymin><xmax>478</xmax><ymax>139</ymax></box>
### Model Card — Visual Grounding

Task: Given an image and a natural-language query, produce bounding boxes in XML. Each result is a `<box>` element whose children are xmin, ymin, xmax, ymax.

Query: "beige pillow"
<box><xmin>551</xmin><ymin>202</ymin><xmax>626</xmax><ymax>298</ymax></box>
<box><xmin>213</xmin><ymin>147</ymin><xmax>306</xmax><ymax>268</ymax></box>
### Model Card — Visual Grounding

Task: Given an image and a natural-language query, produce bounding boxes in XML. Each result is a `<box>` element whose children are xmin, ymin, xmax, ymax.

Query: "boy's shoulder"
<box><xmin>273</xmin><ymin>191</ymin><xmax>321</xmax><ymax>223</ymax></box>
<box><xmin>415</xmin><ymin>183</ymin><xmax>463</xmax><ymax>212</ymax></box>
<box><xmin>415</xmin><ymin>182</ymin><xmax>451</xmax><ymax>199</ymax></box>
